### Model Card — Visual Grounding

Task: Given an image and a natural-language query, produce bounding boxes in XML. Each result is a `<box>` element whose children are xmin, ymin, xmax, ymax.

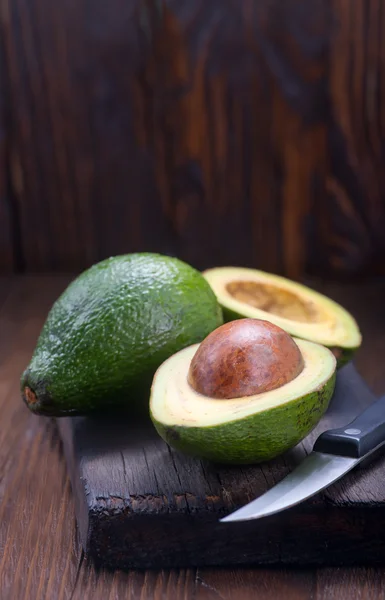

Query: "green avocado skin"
<box><xmin>151</xmin><ymin>372</ymin><xmax>336</xmax><ymax>465</ymax></box>
<box><xmin>21</xmin><ymin>253</ymin><xmax>223</xmax><ymax>417</ymax></box>
<box><xmin>222</xmin><ymin>306</ymin><xmax>356</xmax><ymax>369</ymax></box>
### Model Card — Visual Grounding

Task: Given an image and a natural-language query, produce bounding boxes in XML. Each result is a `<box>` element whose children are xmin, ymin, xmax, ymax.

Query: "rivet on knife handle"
<box><xmin>314</xmin><ymin>394</ymin><xmax>385</xmax><ymax>459</ymax></box>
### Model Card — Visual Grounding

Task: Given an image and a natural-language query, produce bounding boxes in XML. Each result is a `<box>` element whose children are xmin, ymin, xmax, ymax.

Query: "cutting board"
<box><xmin>58</xmin><ymin>363</ymin><xmax>385</xmax><ymax>569</ymax></box>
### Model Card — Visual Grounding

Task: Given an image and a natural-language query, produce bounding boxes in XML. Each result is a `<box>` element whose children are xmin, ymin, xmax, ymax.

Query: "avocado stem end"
<box><xmin>24</xmin><ymin>386</ymin><xmax>38</xmax><ymax>406</ymax></box>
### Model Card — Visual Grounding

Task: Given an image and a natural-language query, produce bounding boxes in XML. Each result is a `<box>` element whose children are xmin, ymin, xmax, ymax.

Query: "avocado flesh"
<box><xmin>21</xmin><ymin>253</ymin><xmax>223</xmax><ymax>417</ymax></box>
<box><xmin>203</xmin><ymin>267</ymin><xmax>361</xmax><ymax>367</ymax></box>
<box><xmin>150</xmin><ymin>338</ymin><xmax>337</xmax><ymax>464</ymax></box>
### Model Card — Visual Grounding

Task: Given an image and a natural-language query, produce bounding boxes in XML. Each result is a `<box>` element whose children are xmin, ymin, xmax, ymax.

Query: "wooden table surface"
<box><xmin>2</xmin><ymin>275</ymin><xmax>385</xmax><ymax>600</ymax></box>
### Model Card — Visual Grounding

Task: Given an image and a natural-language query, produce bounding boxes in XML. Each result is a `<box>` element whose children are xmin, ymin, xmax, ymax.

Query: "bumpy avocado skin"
<box><xmin>21</xmin><ymin>253</ymin><xmax>223</xmax><ymax>416</ymax></box>
<box><xmin>222</xmin><ymin>306</ymin><xmax>356</xmax><ymax>368</ymax></box>
<box><xmin>151</xmin><ymin>372</ymin><xmax>336</xmax><ymax>464</ymax></box>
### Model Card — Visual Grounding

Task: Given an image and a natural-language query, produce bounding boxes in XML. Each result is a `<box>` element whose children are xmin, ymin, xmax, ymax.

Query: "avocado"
<box><xmin>21</xmin><ymin>253</ymin><xmax>223</xmax><ymax>416</ymax></box>
<box><xmin>150</xmin><ymin>319</ymin><xmax>336</xmax><ymax>465</ymax></box>
<box><xmin>203</xmin><ymin>267</ymin><xmax>361</xmax><ymax>367</ymax></box>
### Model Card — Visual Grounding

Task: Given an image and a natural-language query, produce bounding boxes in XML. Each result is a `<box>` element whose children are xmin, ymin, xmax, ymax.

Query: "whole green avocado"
<box><xmin>21</xmin><ymin>253</ymin><xmax>223</xmax><ymax>416</ymax></box>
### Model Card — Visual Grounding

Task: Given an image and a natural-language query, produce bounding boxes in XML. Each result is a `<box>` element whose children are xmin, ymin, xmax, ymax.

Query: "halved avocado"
<box><xmin>203</xmin><ymin>267</ymin><xmax>361</xmax><ymax>367</ymax></box>
<box><xmin>150</xmin><ymin>338</ymin><xmax>336</xmax><ymax>465</ymax></box>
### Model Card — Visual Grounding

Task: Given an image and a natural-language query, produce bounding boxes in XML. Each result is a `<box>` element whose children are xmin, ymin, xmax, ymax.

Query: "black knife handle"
<box><xmin>313</xmin><ymin>394</ymin><xmax>385</xmax><ymax>458</ymax></box>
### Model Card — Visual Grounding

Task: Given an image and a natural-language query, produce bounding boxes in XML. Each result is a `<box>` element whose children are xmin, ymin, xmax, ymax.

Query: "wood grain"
<box><xmin>0</xmin><ymin>277</ymin><xmax>81</xmax><ymax>600</ymax></box>
<box><xmin>323</xmin><ymin>0</ymin><xmax>385</xmax><ymax>277</ymax></box>
<box><xmin>0</xmin><ymin>34</ymin><xmax>14</xmax><ymax>272</ymax></box>
<box><xmin>316</xmin><ymin>568</ymin><xmax>385</xmax><ymax>600</ymax></box>
<box><xmin>1</xmin><ymin>0</ymin><xmax>385</xmax><ymax>276</ymax></box>
<box><xmin>69</xmin><ymin>564</ymin><xmax>315</xmax><ymax>600</ymax></box>
<box><xmin>1</xmin><ymin>277</ymin><xmax>385</xmax><ymax>597</ymax></box>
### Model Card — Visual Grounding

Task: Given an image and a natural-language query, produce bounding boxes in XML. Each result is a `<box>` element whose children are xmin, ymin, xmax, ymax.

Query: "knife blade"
<box><xmin>221</xmin><ymin>393</ymin><xmax>385</xmax><ymax>523</ymax></box>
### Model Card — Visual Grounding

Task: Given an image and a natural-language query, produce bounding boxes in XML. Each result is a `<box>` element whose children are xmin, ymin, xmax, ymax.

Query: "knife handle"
<box><xmin>313</xmin><ymin>394</ymin><xmax>385</xmax><ymax>458</ymax></box>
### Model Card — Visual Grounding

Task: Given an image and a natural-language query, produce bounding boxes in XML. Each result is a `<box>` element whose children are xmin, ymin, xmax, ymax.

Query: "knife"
<box><xmin>221</xmin><ymin>394</ymin><xmax>385</xmax><ymax>522</ymax></box>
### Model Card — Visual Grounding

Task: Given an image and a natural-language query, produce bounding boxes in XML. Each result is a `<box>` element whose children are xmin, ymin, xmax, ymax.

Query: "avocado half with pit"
<box><xmin>150</xmin><ymin>319</ymin><xmax>336</xmax><ymax>465</ymax></box>
<box><xmin>203</xmin><ymin>267</ymin><xmax>361</xmax><ymax>367</ymax></box>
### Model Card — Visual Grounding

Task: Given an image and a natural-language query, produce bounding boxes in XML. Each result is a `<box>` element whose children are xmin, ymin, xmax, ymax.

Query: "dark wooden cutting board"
<box><xmin>58</xmin><ymin>363</ymin><xmax>385</xmax><ymax>569</ymax></box>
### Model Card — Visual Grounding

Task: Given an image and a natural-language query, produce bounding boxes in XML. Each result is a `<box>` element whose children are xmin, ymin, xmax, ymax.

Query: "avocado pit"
<box><xmin>187</xmin><ymin>318</ymin><xmax>304</xmax><ymax>399</ymax></box>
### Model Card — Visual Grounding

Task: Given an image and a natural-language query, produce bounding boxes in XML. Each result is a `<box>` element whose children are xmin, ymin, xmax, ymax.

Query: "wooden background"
<box><xmin>0</xmin><ymin>0</ymin><xmax>385</xmax><ymax>279</ymax></box>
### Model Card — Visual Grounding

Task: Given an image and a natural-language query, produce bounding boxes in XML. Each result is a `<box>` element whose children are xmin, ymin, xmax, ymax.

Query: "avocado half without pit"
<box><xmin>150</xmin><ymin>318</ymin><xmax>337</xmax><ymax>465</ymax></box>
<box><xmin>203</xmin><ymin>267</ymin><xmax>362</xmax><ymax>367</ymax></box>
